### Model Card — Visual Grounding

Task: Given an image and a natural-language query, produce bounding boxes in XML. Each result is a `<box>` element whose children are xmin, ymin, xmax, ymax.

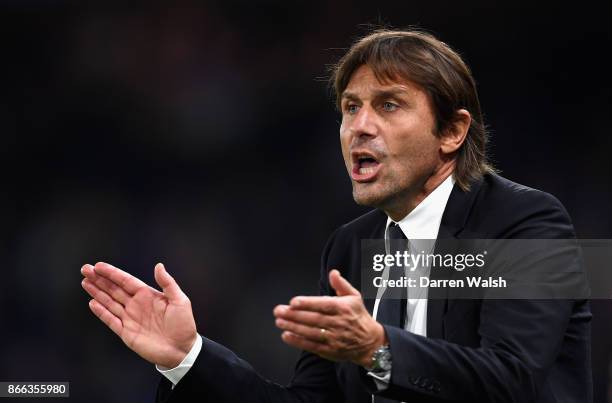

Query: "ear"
<box><xmin>440</xmin><ymin>109</ymin><xmax>471</xmax><ymax>155</ymax></box>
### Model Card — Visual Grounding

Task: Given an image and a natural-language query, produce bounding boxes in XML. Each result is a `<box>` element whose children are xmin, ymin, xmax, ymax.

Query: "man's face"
<box><xmin>339</xmin><ymin>64</ymin><xmax>443</xmax><ymax>213</ymax></box>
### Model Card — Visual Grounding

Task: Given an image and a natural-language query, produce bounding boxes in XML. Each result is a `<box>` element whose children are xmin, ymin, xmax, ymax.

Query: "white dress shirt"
<box><xmin>157</xmin><ymin>175</ymin><xmax>455</xmax><ymax>389</ymax></box>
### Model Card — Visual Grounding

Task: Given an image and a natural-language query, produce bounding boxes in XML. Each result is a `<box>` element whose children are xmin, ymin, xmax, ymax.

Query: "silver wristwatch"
<box><xmin>369</xmin><ymin>345</ymin><xmax>392</xmax><ymax>373</ymax></box>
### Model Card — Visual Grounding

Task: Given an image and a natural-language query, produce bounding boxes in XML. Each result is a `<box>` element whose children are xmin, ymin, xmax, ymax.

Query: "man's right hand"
<box><xmin>81</xmin><ymin>262</ymin><xmax>198</xmax><ymax>369</ymax></box>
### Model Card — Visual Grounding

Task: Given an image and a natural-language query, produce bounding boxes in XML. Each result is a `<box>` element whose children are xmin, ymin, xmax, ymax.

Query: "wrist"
<box><xmin>357</xmin><ymin>322</ymin><xmax>388</xmax><ymax>368</ymax></box>
<box><xmin>162</xmin><ymin>333</ymin><xmax>199</xmax><ymax>369</ymax></box>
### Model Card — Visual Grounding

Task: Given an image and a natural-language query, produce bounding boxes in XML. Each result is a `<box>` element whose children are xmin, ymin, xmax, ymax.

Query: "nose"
<box><xmin>347</xmin><ymin>106</ymin><xmax>379</xmax><ymax>140</ymax></box>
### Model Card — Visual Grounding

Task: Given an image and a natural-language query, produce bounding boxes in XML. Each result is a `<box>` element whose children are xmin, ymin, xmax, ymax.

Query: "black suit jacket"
<box><xmin>157</xmin><ymin>174</ymin><xmax>592</xmax><ymax>402</ymax></box>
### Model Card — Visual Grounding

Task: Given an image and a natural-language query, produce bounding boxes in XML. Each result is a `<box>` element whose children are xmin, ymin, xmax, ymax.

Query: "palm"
<box><xmin>81</xmin><ymin>262</ymin><xmax>198</xmax><ymax>368</ymax></box>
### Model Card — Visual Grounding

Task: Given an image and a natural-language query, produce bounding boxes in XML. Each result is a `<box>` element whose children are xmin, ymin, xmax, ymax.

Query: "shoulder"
<box><xmin>464</xmin><ymin>173</ymin><xmax>575</xmax><ymax>238</ymax></box>
<box><xmin>318</xmin><ymin>209</ymin><xmax>387</xmax><ymax>293</ymax></box>
<box><xmin>320</xmin><ymin>208</ymin><xmax>386</xmax><ymax>263</ymax></box>
<box><xmin>322</xmin><ymin>209</ymin><xmax>386</xmax><ymax>254</ymax></box>
<box><xmin>337</xmin><ymin>209</ymin><xmax>387</xmax><ymax>237</ymax></box>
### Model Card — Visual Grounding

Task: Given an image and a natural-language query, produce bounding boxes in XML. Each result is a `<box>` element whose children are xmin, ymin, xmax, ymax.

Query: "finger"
<box><xmin>89</xmin><ymin>299</ymin><xmax>123</xmax><ymax>336</ymax></box>
<box><xmin>154</xmin><ymin>263</ymin><xmax>185</xmax><ymax>301</ymax></box>
<box><xmin>82</xmin><ymin>279</ymin><xmax>125</xmax><ymax>318</ymax></box>
<box><xmin>83</xmin><ymin>270</ymin><xmax>132</xmax><ymax>305</ymax></box>
<box><xmin>93</xmin><ymin>262</ymin><xmax>148</xmax><ymax>295</ymax></box>
<box><xmin>81</xmin><ymin>264</ymin><xmax>95</xmax><ymax>278</ymax></box>
<box><xmin>329</xmin><ymin>269</ymin><xmax>360</xmax><ymax>297</ymax></box>
<box><xmin>281</xmin><ymin>331</ymin><xmax>335</xmax><ymax>358</ymax></box>
<box><xmin>289</xmin><ymin>296</ymin><xmax>338</xmax><ymax>314</ymax></box>
<box><xmin>275</xmin><ymin>318</ymin><xmax>329</xmax><ymax>343</ymax></box>
<box><xmin>274</xmin><ymin>305</ymin><xmax>334</xmax><ymax>329</ymax></box>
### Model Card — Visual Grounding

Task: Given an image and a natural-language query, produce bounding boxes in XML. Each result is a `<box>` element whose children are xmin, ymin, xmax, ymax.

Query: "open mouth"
<box><xmin>351</xmin><ymin>151</ymin><xmax>382</xmax><ymax>182</ymax></box>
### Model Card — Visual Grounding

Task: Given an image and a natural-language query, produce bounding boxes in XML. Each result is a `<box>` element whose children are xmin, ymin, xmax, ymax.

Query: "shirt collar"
<box><xmin>386</xmin><ymin>174</ymin><xmax>455</xmax><ymax>240</ymax></box>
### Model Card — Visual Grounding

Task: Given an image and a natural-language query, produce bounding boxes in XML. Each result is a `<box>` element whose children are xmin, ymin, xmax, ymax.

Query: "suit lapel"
<box><xmin>427</xmin><ymin>178</ymin><xmax>484</xmax><ymax>339</ymax></box>
<box><xmin>363</xmin><ymin>213</ymin><xmax>387</xmax><ymax>316</ymax></box>
<box><xmin>426</xmin><ymin>224</ymin><xmax>452</xmax><ymax>339</ymax></box>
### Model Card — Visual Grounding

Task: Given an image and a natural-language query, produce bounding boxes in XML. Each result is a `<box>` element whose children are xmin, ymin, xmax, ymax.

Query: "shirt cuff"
<box><xmin>156</xmin><ymin>335</ymin><xmax>203</xmax><ymax>387</ymax></box>
<box><xmin>367</xmin><ymin>368</ymin><xmax>391</xmax><ymax>391</ymax></box>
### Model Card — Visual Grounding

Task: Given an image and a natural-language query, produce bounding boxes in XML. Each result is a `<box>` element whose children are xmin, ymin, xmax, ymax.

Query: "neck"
<box><xmin>384</xmin><ymin>161</ymin><xmax>455</xmax><ymax>222</ymax></box>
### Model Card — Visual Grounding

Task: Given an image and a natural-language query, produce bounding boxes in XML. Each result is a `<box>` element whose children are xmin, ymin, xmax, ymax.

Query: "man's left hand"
<box><xmin>273</xmin><ymin>269</ymin><xmax>387</xmax><ymax>368</ymax></box>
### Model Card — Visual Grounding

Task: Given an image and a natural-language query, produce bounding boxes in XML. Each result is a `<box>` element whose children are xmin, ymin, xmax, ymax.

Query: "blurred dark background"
<box><xmin>1</xmin><ymin>1</ymin><xmax>611</xmax><ymax>402</ymax></box>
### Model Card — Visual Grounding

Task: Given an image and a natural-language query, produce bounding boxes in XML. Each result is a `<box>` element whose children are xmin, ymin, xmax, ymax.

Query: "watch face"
<box><xmin>373</xmin><ymin>346</ymin><xmax>392</xmax><ymax>371</ymax></box>
<box><xmin>379</xmin><ymin>352</ymin><xmax>392</xmax><ymax>371</ymax></box>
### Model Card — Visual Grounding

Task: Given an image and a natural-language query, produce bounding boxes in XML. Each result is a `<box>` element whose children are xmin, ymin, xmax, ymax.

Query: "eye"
<box><xmin>346</xmin><ymin>104</ymin><xmax>359</xmax><ymax>114</ymax></box>
<box><xmin>382</xmin><ymin>102</ymin><xmax>398</xmax><ymax>112</ymax></box>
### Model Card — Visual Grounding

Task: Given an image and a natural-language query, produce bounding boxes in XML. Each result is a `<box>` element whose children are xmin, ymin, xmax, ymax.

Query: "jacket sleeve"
<box><xmin>372</xmin><ymin>299</ymin><xmax>575</xmax><ymax>402</ymax></box>
<box><xmin>362</xmin><ymin>192</ymin><xmax>590</xmax><ymax>402</ymax></box>
<box><xmin>156</xmin><ymin>230</ymin><xmax>343</xmax><ymax>403</ymax></box>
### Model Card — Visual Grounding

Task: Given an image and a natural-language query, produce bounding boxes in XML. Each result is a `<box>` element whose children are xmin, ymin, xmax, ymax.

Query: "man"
<box><xmin>81</xmin><ymin>29</ymin><xmax>592</xmax><ymax>402</ymax></box>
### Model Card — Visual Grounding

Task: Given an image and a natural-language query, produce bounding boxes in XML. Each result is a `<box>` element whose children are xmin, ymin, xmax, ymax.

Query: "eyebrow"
<box><xmin>341</xmin><ymin>88</ymin><xmax>410</xmax><ymax>102</ymax></box>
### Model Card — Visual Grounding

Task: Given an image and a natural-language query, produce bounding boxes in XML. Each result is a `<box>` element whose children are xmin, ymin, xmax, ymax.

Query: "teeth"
<box><xmin>359</xmin><ymin>167</ymin><xmax>376</xmax><ymax>175</ymax></box>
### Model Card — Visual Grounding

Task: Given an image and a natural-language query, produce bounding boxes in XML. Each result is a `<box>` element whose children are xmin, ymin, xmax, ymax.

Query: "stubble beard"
<box><xmin>352</xmin><ymin>175</ymin><xmax>421</xmax><ymax>219</ymax></box>
<box><xmin>352</xmin><ymin>180</ymin><xmax>400</xmax><ymax>209</ymax></box>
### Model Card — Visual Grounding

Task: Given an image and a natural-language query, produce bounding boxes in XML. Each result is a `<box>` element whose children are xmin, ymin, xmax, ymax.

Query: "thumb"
<box><xmin>154</xmin><ymin>263</ymin><xmax>184</xmax><ymax>301</ymax></box>
<box><xmin>329</xmin><ymin>269</ymin><xmax>360</xmax><ymax>297</ymax></box>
